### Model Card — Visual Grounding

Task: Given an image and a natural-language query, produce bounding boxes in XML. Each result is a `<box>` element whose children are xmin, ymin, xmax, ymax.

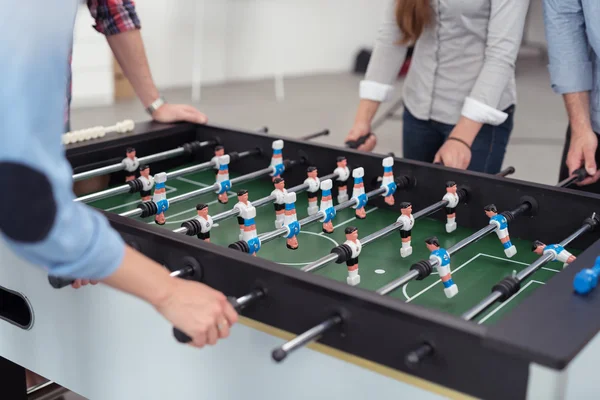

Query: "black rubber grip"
<box><xmin>228</xmin><ymin>151</ymin><xmax>240</xmax><ymax>163</ymax></box>
<box><xmin>127</xmin><ymin>178</ymin><xmax>144</xmax><ymax>194</ymax></box>
<box><xmin>138</xmin><ymin>201</ymin><xmax>158</xmax><ymax>218</ymax></box>
<box><xmin>584</xmin><ymin>213</ymin><xmax>600</xmax><ymax>232</ymax></box>
<box><xmin>345</xmin><ymin>132</ymin><xmax>374</xmax><ymax>149</ymax></box>
<box><xmin>228</xmin><ymin>240</ymin><xmax>250</xmax><ymax>253</ymax></box>
<box><xmin>457</xmin><ymin>186</ymin><xmax>470</xmax><ymax>203</ymax></box>
<box><xmin>183</xmin><ymin>140</ymin><xmax>216</xmax><ymax>155</ymax></box>
<box><xmin>410</xmin><ymin>260</ymin><xmax>434</xmax><ymax>280</ymax></box>
<box><xmin>394</xmin><ymin>175</ymin><xmax>417</xmax><ymax>190</ymax></box>
<box><xmin>181</xmin><ymin>219</ymin><xmax>202</xmax><ymax>236</ymax></box>
<box><xmin>573</xmin><ymin>167</ymin><xmax>589</xmax><ymax>182</ymax></box>
<box><xmin>492</xmin><ymin>276</ymin><xmax>520</xmax><ymax>302</ymax></box>
<box><xmin>330</xmin><ymin>244</ymin><xmax>352</xmax><ymax>263</ymax></box>
<box><xmin>48</xmin><ymin>276</ymin><xmax>75</xmax><ymax>289</ymax></box>
<box><xmin>173</xmin><ymin>296</ymin><xmax>240</xmax><ymax>343</ymax></box>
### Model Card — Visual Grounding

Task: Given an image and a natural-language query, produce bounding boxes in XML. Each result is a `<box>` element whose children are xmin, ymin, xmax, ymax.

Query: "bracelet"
<box><xmin>446</xmin><ymin>136</ymin><xmax>471</xmax><ymax>150</ymax></box>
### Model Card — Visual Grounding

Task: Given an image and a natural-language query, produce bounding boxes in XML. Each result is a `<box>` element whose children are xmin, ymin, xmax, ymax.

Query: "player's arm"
<box><xmin>346</xmin><ymin>0</ymin><xmax>409</xmax><ymax>150</ymax></box>
<box><xmin>88</xmin><ymin>0</ymin><xmax>207</xmax><ymax>124</ymax></box>
<box><xmin>543</xmin><ymin>0</ymin><xmax>600</xmax><ymax>184</ymax></box>
<box><xmin>434</xmin><ymin>0</ymin><xmax>529</xmax><ymax>168</ymax></box>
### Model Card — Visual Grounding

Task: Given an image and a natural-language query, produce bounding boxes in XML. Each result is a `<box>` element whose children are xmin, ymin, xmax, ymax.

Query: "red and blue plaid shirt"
<box><xmin>65</xmin><ymin>0</ymin><xmax>141</xmax><ymax>130</ymax></box>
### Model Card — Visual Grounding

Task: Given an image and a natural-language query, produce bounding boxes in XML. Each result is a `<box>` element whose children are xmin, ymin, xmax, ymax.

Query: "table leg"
<box><xmin>0</xmin><ymin>356</ymin><xmax>27</xmax><ymax>400</ymax></box>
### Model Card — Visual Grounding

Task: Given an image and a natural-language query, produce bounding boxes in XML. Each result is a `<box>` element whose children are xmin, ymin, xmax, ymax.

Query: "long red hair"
<box><xmin>395</xmin><ymin>0</ymin><xmax>432</xmax><ymax>45</ymax></box>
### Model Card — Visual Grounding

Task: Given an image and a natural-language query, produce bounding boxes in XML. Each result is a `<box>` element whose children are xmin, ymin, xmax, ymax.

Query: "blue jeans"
<box><xmin>402</xmin><ymin>105</ymin><xmax>515</xmax><ymax>174</ymax></box>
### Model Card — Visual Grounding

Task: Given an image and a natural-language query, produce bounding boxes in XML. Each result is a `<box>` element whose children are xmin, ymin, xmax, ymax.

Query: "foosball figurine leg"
<box><xmin>215</xmin><ymin>154</ymin><xmax>231</xmax><ymax>204</ymax></box>
<box><xmin>442</xmin><ymin>181</ymin><xmax>459</xmax><ymax>233</ymax></box>
<box><xmin>334</xmin><ymin>156</ymin><xmax>350</xmax><ymax>203</ymax></box>
<box><xmin>380</xmin><ymin>156</ymin><xmax>396</xmax><ymax>206</ymax></box>
<box><xmin>485</xmin><ymin>204</ymin><xmax>517</xmax><ymax>257</ymax></box>
<box><xmin>319</xmin><ymin>179</ymin><xmax>336</xmax><ymax>234</ymax></box>
<box><xmin>397</xmin><ymin>202</ymin><xmax>415</xmax><ymax>257</ymax></box>
<box><xmin>195</xmin><ymin>203</ymin><xmax>213</xmax><ymax>242</ymax></box>
<box><xmin>241</xmin><ymin>206</ymin><xmax>261</xmax><ymax>257</ymax></box>
<box><xmin>284</xmin><ymin>192</ymin><xmax>300</xmax><ymax>250</ymax></box>
<box><xmin>351</xmin><ymin>167</ymin><xmax>367</xmax><ymax>219</ymax></box>
<box><xmin>304</xmin><ymin>166</ymin><xmax>320</xmax><ymax>215</ymax></box>
<box><xmin>152</xmin><ymin>172</ymin><xmax>168</xmax><ymax>225</ymax></box>
<box><xmin>344</xmin><ymin>226</ymin><xmax>361</xmax><ymax>286</ymax></box>
<box><xmin>426</xmin><ymin>236</ymin><xmax>458</xmax><ymax>298</ymax></box>
<box><xmin>270</xmin><ymin>140</ymin><xmax>284</xmax><ymax>182</ymax></box>
<box><xmin>271</xmin><ymin>177</ymin><xmax>287</xmax><ymax>229</ymax></box>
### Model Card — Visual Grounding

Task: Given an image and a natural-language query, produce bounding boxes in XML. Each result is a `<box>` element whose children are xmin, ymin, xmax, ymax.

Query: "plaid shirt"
<box><xmin>65</xmin><ymin>0</ymin><xmax>141</xmax><ymax>130</ymax></box>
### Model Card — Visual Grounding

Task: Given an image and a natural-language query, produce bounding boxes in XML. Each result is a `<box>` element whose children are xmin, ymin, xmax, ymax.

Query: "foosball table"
<box><xmin>2</xmin><ymin>120</ymin><xmax>600</xmax><ymax>400</ymax></box>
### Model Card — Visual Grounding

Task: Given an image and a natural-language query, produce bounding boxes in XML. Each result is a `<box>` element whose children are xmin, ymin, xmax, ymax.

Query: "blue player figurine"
<box><xmin>425</xmin><ymin>236</ymin><xmax>458</xmax><ymax>298</ymax></box>
<box><xmin>573</xmin><ymin>256</ymin><xmax>600</xmax><ymax>295</ymax></box>
<box><xmin>532</xmin><ymin>241</ymin><xmax>576</xmax><ymax>269</ymax></box>
<box><xmin>484</xmin><ymin>204</ymin><xmax>517</xmax><ymax>257</ymax></box>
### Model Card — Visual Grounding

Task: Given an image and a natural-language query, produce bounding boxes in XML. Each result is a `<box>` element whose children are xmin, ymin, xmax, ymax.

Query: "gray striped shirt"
<box><xmin>361</xmin><ymin>0</ymin><xmax>530</xmax><ymax>126</ymax></box>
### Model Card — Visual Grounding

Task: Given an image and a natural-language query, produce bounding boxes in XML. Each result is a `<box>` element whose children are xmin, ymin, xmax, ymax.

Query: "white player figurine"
<box><xmin>211</xmin><ymin>145</ymin><xmax>225</xmax><ymax>175</ymax></box>
<box><xmin>380</xmin><ymin>156</ymin><xmax>396</xmax><ymax>206</ymax></box>
<box><xmin>283</xmin><ymin>192</ymin><xmax>300</xmax><ymax>250</ymax></box>
<box><xmin>397</xmin><ymin>202</ymin><xmax>415</xmax><ymax>257</ymax></box>
<box><xmin>194</xmin><ymin>203</ymin><xmax>213</xmax><ymax>242</ymax></box>
<box><xmin>442</xmin><ymin>181</ymin><xmax>459</xmax><ymax>233</ymax></box>
<box><xmin>215</xmin><ymin>154</ymin><xmax>231</xmax><ymax>204</ymax></box>
<box><xmin>484</xmin><ymin>204</ymin><xmax>517</xmax><ymax>257</ymax></box>
<box><xmin>425</xmin><ymin>236</ymin><xmax>458</xmax><ymax>298</ymax></box>
<box><xmin>304</xmin><ymin>166</ymin><xmax>320</xmax><ymax>215</ymax></box>
<box><xmin>271</xmin><ymin>177</ymin><xmax>288</xmax><ymax>228</ymax></box>
<box><xmin>233</xmin><ymin>189</ymin><xmax>252</xmax><ymax>240</ymax></box>
<box><xmin>344</xmin><ymin>226</ymin><xmax>361</xmax><ymax>286</ymax></box>
<box><xmin>122</xmin><ymin>147</ymin><xmax>139</xmax><ymax>182</ymax></box>
<box><xmin>270</xmin><ymin>140</ymin><xmax>285</xmax><ymax>181</ymax></box>
<box><xmin>240</xmin><ymin>206</ymin><xmax>261</xmax><ymax>256</ymax></box>
<box><xmin>351</xmin><ymin>167</ymin><xmax>367</xmax><ymax>219</ymax></box>
<box><xmin>152</xmin><ymin>172</ymin><xmax>168</xmax><ymax>225</ymax></box>
<box><xmin>138</xmin><ymin>165</ymin><xmax>155</xmax><ymax>202</ymax></box>
<box><xmin>334</xmin><ymin>156</ymin><xmax>350</xmax><ymax>203</ymax></box>
<box><xmin>532</xmin><ymin>241</ymin><xmax>576</xmax><ymax>269</ymax></box>
<box><xmin>319</xmin><ymin>179</ymin><xmax>336</xmax><ymax>234</ymax></box>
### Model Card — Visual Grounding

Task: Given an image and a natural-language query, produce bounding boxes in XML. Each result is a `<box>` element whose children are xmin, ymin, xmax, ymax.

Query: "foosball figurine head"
<box><xmin>446</xmin><ymin>181</ymin><xmax>457</xmax><ymax>194</ymax></box>
<box><xmin>531</xmin><ymin>240</ymin><xmax>546</xmax><ymax>255</ymax></box>
<box><xmin>484</xmin><ymin>204</ymin><xmax>498</xmax><ymax>218</ymax></box>
<box><xmin>237</xmin><ymin>189</ymin><xmax>249</xmax><ymax>203</ymax></box>
<box><xmin>307</xmin><ymin>166</ymin><xmax>318</xmax><ymax>178</ymax></box>
<box><xmin>126</xmin><ymin>147</ymin><xmax>136</xmax><ymax>159</ymax></box>
<box><xmin>425</xmin><ymin>236</ymin><xmax>440</xmax><ymax>252</ymax></box>
<box><xmin>345</xmin><ymin>226</ymin><xmax>358</xmax><ymax>241</ymax></box>
<box><xmin>337</xmin><ymin>156</ymin><xmax>347</xmax><ymax>169</ymax></box>
<box><xmin>140</xmin><ymin>164</ymin><xmax>150</xmax><ymax>178</ymax></box>
<box><xmin>196</xmin><ymin>203</ymin><xmax>209</xmax><ymax>218</ymax></box>
<box><xmin>274</xmin><ymin>177</ymin><xmax>285</xmax><ymax>190</ymax></box>
<box><xmin>399</xmin><ymin>202</ymin><xmax>412</xmax><ymax>215</ymax></box>
<box><xmin>214</xmin><ymin>145</ymin><xmax>224</xmax><ymax>157</ymax></box>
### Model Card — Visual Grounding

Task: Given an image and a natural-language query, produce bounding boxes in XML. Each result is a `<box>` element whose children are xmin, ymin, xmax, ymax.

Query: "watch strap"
<box><xmin>145</xmin><ymin>96</ymin><xmax>166</xmax><ymax>115</ymax></box>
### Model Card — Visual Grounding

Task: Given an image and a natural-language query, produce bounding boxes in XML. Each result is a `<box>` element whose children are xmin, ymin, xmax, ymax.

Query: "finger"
<box><xmin>191</xmin><ymin>331</ymin><xmax>208</xmax><ymax>348</ymax></box>
<box><xmin>71</xmin><ymin>280</ymin><xmax>81</xmax><ymax>289</ymax></box>
<box><xmin>433</xmin><ymin>152</ymin><xmax>441</xmax><ymax>164</ymax></box>
<box><xmin>566</xmin><ymin>149</ymin><xmax>583</xmax><ymax>175</ymax></box>
<box><xmin>358</xmin><ymin>136</ymin><xmax>376</xmax><ymax>152</ymax></box>
<box><xmin>81</xmin><ymin>279</ymin><xmax>90</xmax><ymax>286</ymax></box>
<box><xmin>222</xmin><ymin>300</ymin><xmax>239</xmax><ymax>326</ymax></box>
<box><xmin>180</xmin><ymin>108</ymin><xmax>208</xmax><ymax>124</ymax></box>
<box><xmin>577</xmin><ymin>170</ymin><xmax>600</xmax><ymax>186</ymax></box>
<box><xmin>206</xmin><ymin>325</ymin><xmax>219</xmax><ymax>345</ymax></box>
<box><xmin>216</xmin><ymin>318</ymin><xmax>231</xmax><ymax>338</ymax></box>
<box><xmin>583</xmin><ymin>146</ymin><xmax>598</xmax><ymax>176</ymax></box>
<box><xmin>91</xmin><ymin>280</ymin><xmax>99</xmax><ymax>285</ymax></box>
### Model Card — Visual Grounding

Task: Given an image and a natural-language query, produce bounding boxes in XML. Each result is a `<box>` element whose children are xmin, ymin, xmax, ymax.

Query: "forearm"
<box><xmin>564</xmin><ymin>92</ymin><xmax>593</xmax><ymax>133</ymax></box>
<box><xmin>353</xmin><ymin>99</ymin><xmax>381</xmax><ymax>125</ymax></box>
<box><xmin>107</xmin><ymin>30</ymin><xmax>159</xmax><ymax>108</ymax></box>
<box><xmin>102</xmin><ymin>246</ymin><xmax>175</xmax><ymax>308</ymax></box>
<box><xmin>449</xmin><ymin>117</ymin><xmax>484</xmax><ymax>145</ymax></box>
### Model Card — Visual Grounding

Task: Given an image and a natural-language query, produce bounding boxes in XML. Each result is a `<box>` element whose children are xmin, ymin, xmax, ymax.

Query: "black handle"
<box><xmin>301</xmin><ymin>129</ymin><xmax>330</xmax><ymax>141</ymax></box>
<box><xmin>173</xmin><ymin>296</ymin><xmax>241</xmax><ymax>344</ymax></box>
<box><xmin>573</xmin><ymin>167</ymin><xmax>589</xmax><ymax>182</ymax></box>
<box><xmin>345</xmin><ymin>132</ymin><xmax>374</xmax><ymax>149</ymax></box>
<box><xmin>48</xmin><ymin>276</ymin><xmax>74</xmax><ymax>289</ymax></box>
<box><xmin>498</xmin><ymin>166</ymin><xmax>516</xmax><ymax>177</ymax></box>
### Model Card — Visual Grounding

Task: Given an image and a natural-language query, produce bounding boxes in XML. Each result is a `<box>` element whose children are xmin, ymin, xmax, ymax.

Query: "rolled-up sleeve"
<box><xmin>463</xmin><ymin>0</ymin><xmax>530</xmax><ymax>125</ymax></box>
<box><xmin>360</xmin><ymin>0</ymin><xmax>408</xmax><ymax>102</ymax></box>
<box><xmin>87</xmin><ymin>0</ymin><xmax>141</xmax><ymax>36</ymax></box>
<box><xmin>543</xmin><ymin>0</ymin><xmax>593</xmax><ymax>94</ymax></box>
<box><xmin>0</xmin><ymin>3</ymin><xmax>125</xmax><ymax>280</ymax></box>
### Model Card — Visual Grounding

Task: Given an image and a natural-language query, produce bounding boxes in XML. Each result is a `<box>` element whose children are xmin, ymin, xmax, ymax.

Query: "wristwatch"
<box><xmin>145</xmin><ymin>96</ymin><xmax>166</xmax><ymax>115</ymax></box>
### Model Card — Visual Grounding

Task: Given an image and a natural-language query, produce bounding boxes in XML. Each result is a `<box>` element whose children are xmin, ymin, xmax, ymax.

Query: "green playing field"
<box><xmin>89</xmin><ymin>167</ymin><xmax>575</xmax><ymax>326</ymax></box>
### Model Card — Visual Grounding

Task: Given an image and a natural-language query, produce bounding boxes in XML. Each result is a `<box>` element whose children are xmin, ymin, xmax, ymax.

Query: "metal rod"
<box><xmin>170</xmin><ymin>265</ymin><xmax>194</xmax><ymax>278</ymax></box>
<box><xmin>72</xmin><ymin>142</ymin><xmax>212</xmax><ymax>182</ymax></box>
<box><xmin>272</xmin><ymin>314</ymin><xmax>342</xmax><ymax>362</ymax></box>
<box><xmin>120</xmin><ymin>164</ymin><xmax>278</xmax><ymax>218</ymax></box>
<box><xmin>460</xmin><ymin>291</ymin><xmax>504</xmax><ymax>321</ymax></box>
<box><xmin>498</xmin><ymin>166</ymin><xmax>515</xmax><ymax>177</ymax></box>
<box><xmin>301</xmin><ymin>254</ymin><xmax>339</xmax><ymax>272</ymax></box>
<box><xmin>557</xmin><ymin>175</ymin><xmax>578</xmax><ymax>188</ymax></box>
<box><xmin>376</xmin><ymin>271</ymin><xmax>420</xmax><ymax>295</ymax></box>
<box><xmin>300</xmin><ymin>129</ymin><xmax>330</xmax><ymax>141</ymax></box>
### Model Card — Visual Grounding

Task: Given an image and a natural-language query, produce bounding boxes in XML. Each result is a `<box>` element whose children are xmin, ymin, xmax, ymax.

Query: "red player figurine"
<box><xmin>195</xmin><ymin>203</ymin><xmax>213</xmax><ymax>242</ymax></box>
<box><xmin>138</xmin><ymin>165</ymin><xmax>155</xmax><ymax>202</ymax></box>
<box><xmin>271</xmin><ymin>177</ymin><xmax>288</xmax><ymax>229</ymax></box>
<box><xmin>122</xmin><ymin>147</ymin><xmax>139</xmax><ymax>182</ymax></box>
<box><xmin>344</xmin><ymin>226</ymin><xmax>361</xmax><ymax>286</ymax></box>
<box><xmin>442</xmin><ymin>181</ymin><xmax>459</xmax><ymax>233</ymax></box>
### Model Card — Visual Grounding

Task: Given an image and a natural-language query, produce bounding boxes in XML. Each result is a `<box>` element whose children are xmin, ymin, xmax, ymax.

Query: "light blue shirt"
<box><xmin>0</xmin><ymin>2</ymin><xmax>125</xmax><ymax>279</ymax></box>
<box><xmin>543</xmin><ymin>0</ymin><xmax>600</xmax><ymax>133</ymax></box>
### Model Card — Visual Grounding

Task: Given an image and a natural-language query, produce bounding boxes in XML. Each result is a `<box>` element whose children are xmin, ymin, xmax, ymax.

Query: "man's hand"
<box><xmin>71</xmin><ymin>279</ymin><xmax>99</xmax><ymax>289</ymax></box>
<box><xmin>433</xmin><ymin>139</ymin><xmax>471</xmax><ymax>169</ymax></box>
<box><xmin>152</xmin><ymin>104</ymin><xmax>208</xmax><ymax>125</ymax></box>
<box><xmin>345</xmin><ymin>121</ymin><xmax>376</xmax><ymax>151</ymax></box>
<box><xmin>154</xmin><ymin>278</ymin><xmax>238</xmax><ymax>348</ymax></box>
<box><xmin>566</xmin><ymin>128</ymin><xmax>600</xmax><ymax>185</ymax></box>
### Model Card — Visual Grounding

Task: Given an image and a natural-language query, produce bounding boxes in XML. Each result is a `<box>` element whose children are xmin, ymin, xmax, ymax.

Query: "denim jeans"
<box><xmin>402</xmin><ymin>105</ymin><xmax>515</xmax><ymax>174</ymax></box>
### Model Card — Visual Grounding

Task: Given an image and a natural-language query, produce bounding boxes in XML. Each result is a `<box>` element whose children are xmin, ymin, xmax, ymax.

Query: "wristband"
<box><xmin>145</xmin><ymin>96</ymin><xmax>166</xmax><ymax>115</ymax></box>
<box><xmin>446</xmin><ymin>137</ymin><xmax>471</xmax><ymax>150</ymax></box>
